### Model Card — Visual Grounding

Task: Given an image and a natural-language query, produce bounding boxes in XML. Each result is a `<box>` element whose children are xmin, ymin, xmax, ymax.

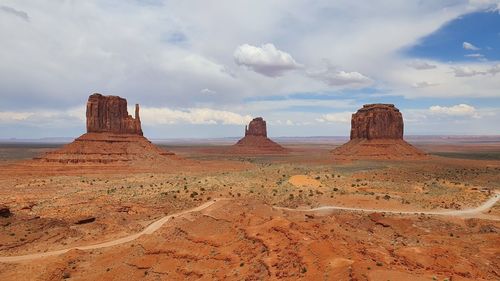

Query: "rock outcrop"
<box><xmin>86</xmin><ymin>93</ymin><xmax>143</xmax><ymax>135</ymax></box>
<box><xmin>230</xmin><ymin>117</ymin><xmax>287</xmax><ymax>154</ymax></box>
<box><xmin>245</xmin><ymin>117</ymin><xmax>267</xmax><ymax>137</ymax></box>
<box><xmin>350</xmin><ymin>104</ymin><xmax>403</xmax><ymax>140</ymax></box>
<box><xmin>0</xmin><ymin>205</ymin><xmax>11</xmax><ymax>218</ymax></box>
<box><xmin>37</xmin><ymin>93</ymin><xmax>175</xmax><ymax>164</ymax></box>
<box><xmin>332</xmin><ymin>104</ymin><xmax>426</xmax><ymax>160</ymax></box>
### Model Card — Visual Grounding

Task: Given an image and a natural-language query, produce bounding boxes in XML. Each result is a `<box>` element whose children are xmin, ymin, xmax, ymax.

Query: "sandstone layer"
<box><xmin>333</xmin><ymin>104</ymin><xmax>426</xmax><ymax>159</ymax></box>
<box><xmin>37</xmin><ymin>93</ymin><xmax>175</xmax><ymax>164</ymax></box>
<box><xmin>230</xmin><ymin>117</ymin><xmax>287</xmax><ymax>154</ymax></box>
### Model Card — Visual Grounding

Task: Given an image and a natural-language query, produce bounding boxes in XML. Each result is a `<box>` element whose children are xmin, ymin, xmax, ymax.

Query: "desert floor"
<box><xmin>0</xmin><ymin>138</ymin><xmax>499</xmax><ymax>281</ymax></box>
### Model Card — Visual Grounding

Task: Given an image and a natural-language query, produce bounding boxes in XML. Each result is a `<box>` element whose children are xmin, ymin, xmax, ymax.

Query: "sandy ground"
<box><xmin>0</xmin><ymin>139</ymin><xmax>499</xmax><ymax>280</ymax></box>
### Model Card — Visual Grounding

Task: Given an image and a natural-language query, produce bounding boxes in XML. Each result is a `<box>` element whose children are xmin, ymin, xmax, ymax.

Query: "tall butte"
<box><xmin>230</xmin><ymin>117</ymin><xmax>287</xmax><ymax>154</ymax></box>
<box><xmin>38</xmin><ymin>93</ymin><xmax>175</xmax><ymax>164</ymax></box>
<box><xmin>86</xmin><ymin>93</ymin><xmax>143</xmax><ymax>135</ymax></box>
<box><xmin>332</xmin><ymin>104</ymin><xmax>426</xmax><ymax>159</ymax></box>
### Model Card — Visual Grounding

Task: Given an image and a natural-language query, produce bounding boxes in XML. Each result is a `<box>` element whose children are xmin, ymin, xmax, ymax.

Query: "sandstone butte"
<box><xmin>37</xmin><ymin>93</ymin><xmax>175</xmax><ymax>164</ymax></box>
<box><xmin>332</xmin><ymin>104</ymin><xmax>427</xmax><ymax>160</ymax></box>
<box><xmin>230</xmin><ymin>117</ymin><xmax>287</xmax><ymax>154</ymax></box>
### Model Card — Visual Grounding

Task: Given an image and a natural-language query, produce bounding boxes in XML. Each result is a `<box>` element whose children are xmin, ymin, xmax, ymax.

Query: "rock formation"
<box><xmin>86</xmin><ymin>93</ymin><xmax>143</xmax><ymax>135</ymax></box>
<box><xmin>350</xmin><ymin>104</ymin><xmax>403</xmax><ymax>140</ymax></box>
<box><xmin>37</xmin><ymin>93</ymin><xmax>175</xmax><ymax>164</ymax></box>
<box><xmin>0</xmin><ymin>205</ymin><xmax>11</xmax><ymax>218</ymax></box>
<box><xmin>230</xmin><ymin>117</ymin><xmax>287</xmax><ymax>154</ymax></box>
<box><xmin>332</xmin><ymin>104</ymin><xmax>426</xmax><ymax>159</ymax></box>
<box><xmin>245</xmin><ymin>117</ymin><xmax>267</xmax><ymax>137</ymax></box>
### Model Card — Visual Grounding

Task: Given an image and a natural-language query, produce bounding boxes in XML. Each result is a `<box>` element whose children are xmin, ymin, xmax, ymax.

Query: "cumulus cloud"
<box><xmin>0</xmin><ymin>5</ymin><xmax>29</xmax><ymax>21</ymax></box>
<box><xmin>307</xmin><ymin>64</ymin><xmax>373</xmax><ymax>87</ymax></box>
<box><xmin>317</xmin><ymin>112</ymin><xmax>353</xmax><ymax>123</ymax></box>
<box><xmin>1</xmin><ymin>1</ymin><xmax>500</xmax><ymax>137</ymax></box>
<box><xmin>140</xmin><ymin>107</ymin><xmax>252</xmax><ymax>125</ymax></box>
<box><xmin>0</xmin><ymin>107</ymin><xmax>84</xmax><ymax>125</ymax></box>
<box><xmin>234</xmin><ymin>43</ymin><xmax>301</xmax><ymax>77</ymax></box>
<box><xmin>407</xmin><ymin>60</ymin><xmax>437</xmax><ymax>70</ymax></box>
<box><xmin>451</xmin><ymin>64</ymin><xmax>500</xmax><ymax>77</ymax></box>
<box><xmin>464</xmin><ymin>53</ymin><xmax>484</xmax><ymax>58</ymax></box>
<box><xmin>429</xmin><ymin>104</ymin><xmax>479</xmax><ymax>117</ymax></box>
<box><xmin>463</xmin><ymin>41</ymin><xmax>480</xmax><ymax>50</ymax></box>
<box><xmin>0</xmin><ymin>111</ymin><xmax>34</xmax><ymax>122</ymax></box>
<box><xmin>200</xmin><ymin>88</ymin><xmax>216</xmax><ymax>94</ymax></box>
<box><xmin>488</xmin><ymin>64</ymin><xmax>500</xmax><ymax>74</ymax></box>
<box><xmin>451</xmin><ymin>66</ymin><xmax>484</xmax><ymax>77</ymax></box>
<box><xmin>412</xmin><ymin>81</ymin><xmax>438</xmax><ymax>88</ymax></box>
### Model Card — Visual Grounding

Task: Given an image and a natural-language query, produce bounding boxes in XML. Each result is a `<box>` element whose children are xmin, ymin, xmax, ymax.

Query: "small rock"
<box><xmin>479</xmin><ymin>224</ymin><xmax>497</xmax><ymax>233</ymax></box>
<box><xmin>0</xmin><ymin>205</ymin><xmax>11</xmax><ymax>218</ymax></box>
<box><xmin>75</xmin><ymin>216</ymin><xmax>96</xmax><ymax>225</ymax></box>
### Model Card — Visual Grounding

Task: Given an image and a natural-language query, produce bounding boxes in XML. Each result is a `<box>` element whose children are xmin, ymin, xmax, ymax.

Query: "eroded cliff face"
<box><xmin>350</xmin><ymin>104</ymin><xmax>403</xmax><ymax>140</ymax></box>
<box><xmin>245</xmin><ymin>117</ymin><xmax>267</xmax><ymax>137</ymax></box>
<box><xmin>86</xmin><ymin>93</ymin><xmax>143</xmax><ymax>135</ymax></box>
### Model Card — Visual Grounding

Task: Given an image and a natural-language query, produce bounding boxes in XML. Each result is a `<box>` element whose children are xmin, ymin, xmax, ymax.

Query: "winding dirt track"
<box><xmin>0</xmin><ymin>199</ymin><xmax>224</xmax><ymax>263</ymax></box>
<box><xmin>0</xmin><ymin>194</ymin><xmax>498</xmax><ymax>263</ymax></box>
<box><xmin>275</xmin><ymin>193</ymin><xmax>500</xmax><ymax>216</ymax></box>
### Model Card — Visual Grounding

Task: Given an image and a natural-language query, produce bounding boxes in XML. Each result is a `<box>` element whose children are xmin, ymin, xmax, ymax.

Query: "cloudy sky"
<box><xmin>1</xmin><ymin>0</ymin><xmax>499</xmax><ymax>138</ymax></box>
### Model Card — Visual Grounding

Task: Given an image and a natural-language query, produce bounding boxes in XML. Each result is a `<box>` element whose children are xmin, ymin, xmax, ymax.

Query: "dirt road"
<box><xmin>1</xmin><ymin>194</ymin><xmax>498</xmax><ymax>263</ymax></box>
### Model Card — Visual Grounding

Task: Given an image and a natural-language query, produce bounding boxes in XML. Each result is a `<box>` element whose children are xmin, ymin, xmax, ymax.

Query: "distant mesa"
<box><xmin>230</xmin><ymin>117</ymin><xmax>287</xmax><ymax>154</ymax></box>
<box><xmin>332</xmin><ymin>104</ymin><xmax>427</xmax><ymax>160</ymax></box>
<box><xmin>37</xmin><ymin>93</ymin><xmax>175</xmax><ymax>164</ymax></box>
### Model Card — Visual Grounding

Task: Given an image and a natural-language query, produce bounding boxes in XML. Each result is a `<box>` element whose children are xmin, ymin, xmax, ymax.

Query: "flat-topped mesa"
<box><xmin>86</xmin><ymin>93</ymin><xmax>143</xmax><ymax>135</ymax></box>
<box><xmin>350</xmin><ymin>104</ymin><xmax>403</xmax><ymax>140</ymax></box>
<box><xmin>245</xmin><ymin>117</ymin><xmax>267</xmax><ymax>137</ymax></box>
<box><xmin>36</xmin><ymin>93</ymin><xmax>176</xmax><ymax>164</ymax></box>
<box><xmin>332</xmin><ymin>103</ymin><xmax>427</xmax><ymax>160</ymax></box>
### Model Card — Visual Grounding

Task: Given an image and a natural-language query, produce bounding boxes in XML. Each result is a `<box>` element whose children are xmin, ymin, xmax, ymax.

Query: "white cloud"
<box><xmin>412</xmin><ymin>81</ymin><xmax>439</xmax><ymax>88</ymax></box>
<box><xmin>233</xmin><ymin>43</ymin><xmax>301</xmax><ymax>77</ymax></box>
<box><xmin>307</xmin><ymin>64</ymin><xmax>373</xmax><ymax>87</ymax></box>
<box><xmin>200</xmin><ymin>88</ymin><xmax>216</xmax><ymax>94</ymax></box>
<box><xmin>0</xmin><ymin>106</ymin><xmax>250</xmax><ymax>128</ymax></box>
<box><xmin>243</xmin><ymin>98</ymin><xmax>356</xmax><ymax>112</ymax></box>
<box><xmin>407</xmin><ymin>60</ymin><xmax>437</xmax><ymax>70</ymax></box>
<box><xmin>487</xmin><ymin>64</ymin><xmax>500</xmax><ymax>74</ymax></box>
<box><xmin>1</xmin><ymin>1</ymin><xmax>500</xmax><ymax>137</ymax></box>
<box><xmin>451</xmin><ymin>66</ymin><xmax>484</xmax><ymax>77</ymax></box>
<box><xmin>0</xmin><ymin>107</ymin><xmax>85</xmax><ymax>126</ymax></box>
<box><xmin>464</xmin><ymin>53</ymin><xmax>484</xmax><ymax>58</ymax></box>
<box><xmin>467</xmin><ymin>0</ymin><xmax>500</xmax><ymax>12</ymax></box>
<box><xmin>451</xmin><ymin>64</ymin><xmax>500</xmax><ymax>77</ymax></box>
<box><xmin>0</xmin><ymin>111</ymin><xmax>34</xmax><ymax>122</ymax></box>
<box><xmin>463</xmin><ymin>41</ymin><xmax>480</xmax><ymax>50</ymax></box>
<box><xmin>429</xmin><ymin>104</ymin><xmax>479</xmax><ymax>117</ymax></box>
<box><xmin>317</xmin><ymin>112</ymin><xmax>353</xmax><ymax>123</ymax></box>
<box><xmin>140</xmin><ymin>107</ymin><xmax>252</xmax><ymax>125</ymax></box>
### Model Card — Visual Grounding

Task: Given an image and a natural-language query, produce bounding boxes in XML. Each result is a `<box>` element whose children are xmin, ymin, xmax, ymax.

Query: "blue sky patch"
<box><xmin>405</xmin><ymin>11</ymin><xmax>500</xmax><ymax>62</ymax></box>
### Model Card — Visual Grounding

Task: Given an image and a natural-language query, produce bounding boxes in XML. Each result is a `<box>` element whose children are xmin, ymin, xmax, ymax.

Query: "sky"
<box><xmin>0</xmin><ymin>0</ymin><xmax>499</xmax><ymax>139</ymax></box>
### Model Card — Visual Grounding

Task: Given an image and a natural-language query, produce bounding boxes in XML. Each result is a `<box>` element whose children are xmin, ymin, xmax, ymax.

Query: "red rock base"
<box><xmin>229</xmin><ymin>136</ymin><xmax>287</xmax><ymax>155</ymax></box>
<box><xmin>36</xmin><ymin>133</ymin><xmax>175</xmax><ymax>164</ymax></box>
<box><xmin>331</xmin><ymin>139</ymin><xmax>427</xmax><ymax>160</ymax></box>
